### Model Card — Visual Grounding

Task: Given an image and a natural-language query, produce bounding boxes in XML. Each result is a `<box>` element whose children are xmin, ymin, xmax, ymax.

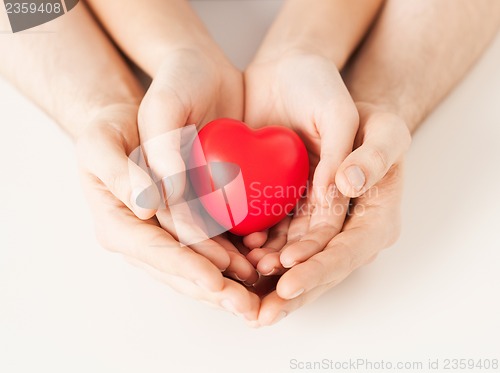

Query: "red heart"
<box><xmin>189</xmin><ymin>118</ymin><xmax>309</xmax><ymax>236</ymax></box>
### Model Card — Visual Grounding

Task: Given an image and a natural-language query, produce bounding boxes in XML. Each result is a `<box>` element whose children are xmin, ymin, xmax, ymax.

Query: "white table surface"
<box><xmin>1</xmin><ymin>2</ymin><xmax>499</xmax><ymax>372</ymax></box>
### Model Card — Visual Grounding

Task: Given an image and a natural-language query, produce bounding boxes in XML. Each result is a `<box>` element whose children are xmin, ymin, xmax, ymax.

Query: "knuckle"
<box><xmin>369</xmin><ymin>146</ymin><xmax>389</xmax><ymax>174</ymax></box>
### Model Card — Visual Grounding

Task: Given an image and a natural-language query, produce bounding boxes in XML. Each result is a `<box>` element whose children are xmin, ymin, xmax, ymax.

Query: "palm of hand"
<box><xmin>243</xmin><ymin>52</ymin><xmax>359</xmax><ymax>277</ymax></box>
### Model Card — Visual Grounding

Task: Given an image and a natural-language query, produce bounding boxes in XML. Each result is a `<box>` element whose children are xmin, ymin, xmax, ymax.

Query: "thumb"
<box><xmin>138</xmin><ymin>88</ymin><xmax>188</xmax><ymax>204</ymax></box>
<box><xmin>335</xmin><ymin>111</ymin><xmax>411</xmax><ymax>198</ymax></box>
<box><xmin>77</xmin><ymin>126</ymin><xmax>161</xmax><ymax>220</ymax></box>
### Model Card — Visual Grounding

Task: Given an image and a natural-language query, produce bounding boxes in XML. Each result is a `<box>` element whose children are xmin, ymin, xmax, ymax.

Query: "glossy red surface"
<box><xmin>189</xmin><ymin>118</ymin><xmax>309</xmax><ymax>235</ymax></box>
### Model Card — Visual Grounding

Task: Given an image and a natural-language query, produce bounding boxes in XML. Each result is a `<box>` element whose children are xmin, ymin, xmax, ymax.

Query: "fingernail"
<box><xmin>227</xmin><ymin>271</ymin><xmax>245</xmax><ymax>282</ymax></box>
<box><xmin>162</xmin><ymin>177</ymin><xmax>174</xmax><ymax>201</ymax></box>
<box><xmin>246</xmin><ymin>320</ymin><xmax>261</xmax><ymax>329</ymax></box>
<box><xmin>220</xmin><ymin>299</ymin><xmax>238</xmax><ymax>315</ymax></box>
<box><xmin>243</xmin><ymin>279</ymin><xmax>257</xmax><ymax>287</ymax></box>
<box><xmin>288</xmin><ymin>288</ymin><xmax>304</xmax><ymax>299</ymax></box>
<box><xmin>271</xmin><ymin>311</ymin><xmax>287</xmax><ymax>325</ymax></box>
<box><xmin>344</xmin><ymin>166</ymin><xmax>365</xmax><ymax>191</ymax></box>
<box><xmin>281</xmin><ymin>257</ymin><xmax>297</xmax><ymax>268</ymax></box>
<box><xmin>261</xmin><ymin>267</ymin><xmax>276</xmax><ymax>276</ymax></box>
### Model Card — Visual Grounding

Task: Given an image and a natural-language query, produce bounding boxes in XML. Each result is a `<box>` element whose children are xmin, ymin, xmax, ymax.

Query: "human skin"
<box><xmin>243</xmin><ymin>0</ymin><xmax>385</xmax><ymax>273</ymax></box>
<box><xmin>0</xmin><ymin>4</ymin><xmax>260</xmax><ymax>320</ymax></box>
<box><xmin>1</xmin><ymin>0</ymin><xmax>499</xmax><ymax>327</ymax></box>
<box><xmin>84</xmin><ymin>0</ymin><xmax>386</xmax><ymax>283</ymax></box>
<box><xmin>85</xmin><ymin>0</ymin><xmax>262</xmax><ymax>284</ymax></box>
<box><xmin>253</xmin><ymin>0</ymin><xmax>500</xmax><ymax>326</ymax></box>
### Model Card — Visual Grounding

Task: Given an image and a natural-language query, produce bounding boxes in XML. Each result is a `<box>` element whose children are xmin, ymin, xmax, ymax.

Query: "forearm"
<box><xmin>86</xmin><ymin>0</ymin><xmax>228</xmax><ymax>76</ymax></box>
<box><xmin>0</xmin><ymin>3</ymin><xmax>143</xmax><ymax>139</ymax></box>
<box><xmin>254</xmin><ymin>0</ymin><xmax>384</xmax><ymax>67</ymax></box>
<box><xmin>345</xmin><ymin>0</ymin><xmax>500</xmax><ymax>133</ymax></box>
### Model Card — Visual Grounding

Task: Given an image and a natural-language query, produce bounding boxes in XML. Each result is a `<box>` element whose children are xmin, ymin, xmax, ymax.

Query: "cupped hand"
<box><xmin>137</xmin><ymin>47</ymin><xmax>259</xmax><ymax>285</ymax></box>
<box><xmin>76</xmin><ymin>103</ymin><xmax>260</xmax><ymax>321</ymax></box>
<box><xmin>243</xmin><ymin>49</ymin><xmax>359</xmax><ymax>274</ymax></box>
<box><xmin>253</xmin><ymin>103</ymin><xmax>411</xmax><ymax>326</ymax></box>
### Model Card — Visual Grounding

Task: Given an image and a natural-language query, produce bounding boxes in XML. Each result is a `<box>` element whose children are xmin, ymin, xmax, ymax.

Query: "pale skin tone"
<box><xmin>1</xmin><ymin>0</ymin><xmax>499</xmax><ymax>326</ymax></box>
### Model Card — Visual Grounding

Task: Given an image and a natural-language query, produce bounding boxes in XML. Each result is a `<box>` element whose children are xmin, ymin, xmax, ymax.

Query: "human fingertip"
<box><xmin>245</xmin><ymin>320</ymin><xmax>261</xmax><ymax>329</ymax></box>
<box><xmin>220</xmin><ymin>299</ymin><xmax>239</xmax><ymax>315</ymax></box>
<box><xmin>277</xmin><ymin>280</ymin><xmax>305</xmax><ymax>300</ymax></box>
<box><xmin>335</xmin><ymin>168</ymin><xmax>361</xmax><ymax>198</ymax></box>
<box><xmin>243</xmin><ymin>231</ymin><xmax>268</xmax><ymax>249</ymax></box>
<box><xmin>280</xmin><ymin>257</ymin><xmax>297</xmax><ymax>269</ymax></box>
<box><xmin>344</xmin><ymin>165</ymin><xmax>365</xmax><ymax>192</ymax></box>
<box><xmin>287</xmin><ymin>288</ymin><xmax>304</xmax><ymax>299</ymax></box>
<box><xmin>258</xmin><ymin>309</ymin><xmax>287</xmax><ymax>327</ymax></box>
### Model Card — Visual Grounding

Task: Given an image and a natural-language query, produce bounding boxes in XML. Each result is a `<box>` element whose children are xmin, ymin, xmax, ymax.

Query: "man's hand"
<box><xmin>253</xmin><ymin>104</ymin><xmax>411</xmax><ymax>326</ymax></box>
<box><xmin>86</xmin><ymin>0</ymin><xmax>258</xmax><ymax>285</ymax></box>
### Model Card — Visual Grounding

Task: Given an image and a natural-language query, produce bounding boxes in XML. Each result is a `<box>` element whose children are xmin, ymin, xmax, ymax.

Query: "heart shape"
<box><xmin>189</xmin><ymin>118</ymin><xmax>309</xmax><ymax>236</ymax></box>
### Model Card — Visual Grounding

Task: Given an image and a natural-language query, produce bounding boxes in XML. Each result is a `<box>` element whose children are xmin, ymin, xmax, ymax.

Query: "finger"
<box><xmin>256</xmin><ymin>252</ymin><xmax>284</xmax><ymax>276</ymax></box>
<box><xmin>138</xmin><ymin>81</ymin><xmax>188</xmax><ymax>203</ymax></box>
<box><xmin>84</xmin><ymin>174</ymin><xmax>225</xmax><ymax>292</ymax></box>
<box><xmin>77</xmin><ymin>126</ymin><xmax>160</xmax><ymax>220</ymax></box>
<box><xmin>247</xmin><ymin>216</ymin><xmax>290</xmax><ymax>266</ymax></box>
<box><xmin>312</xmin><ymin>96</ymin><xmax>359</xmax><ymax>205</ymax></box>
<box><xmin>250</xmin><ymin>216</ymin><xmax>291</xmax><ymax>275</ymax></box>
<box><xmin>335</xmin><ymin>110</ymin><xmax>411</xmax><ymax>198</ymax></box>
<box><xmin>213</xmin><ymin>235</ymin><xmax>259</xmax><ymax>285</ymax></box>
<box><xmin>242</xmin><ymin>231</ymin><xmax>268</xmax><ymax>249</ymax></box>
<box><xmin>225</xmin><ymin>251</ymin><xmax>260</xmax><ymax>285</ymax></box>
<box><xmin>279</xmin><ymin>222</ymin><xmax>342</xmax><ymax>268</ymax></box>
<box><xmin>276</xmin><ymin>209</ymin><xmax>394</xmax><ymax>300</ymax></box>
<box><xmin>257</xmin><ymin>285</ymin><xmax>330</xmax><ymax>326</ymax></box>
<box><xmin>262</xmin><ymin>215</ymin><xmax>291</xmax><ymax>251</ymax></box>
<box><xmin>154</xmin><ymin>202</ymin><xmax>231</xmax><ymax>271</ymax></box>
<box><xmin>246</xmin><ymin>248</ymin><xmax>271</xmax><ymax>267</ymax></box>
<box><xmin>284</xmin><ymin>184</ymin><xmax>349</xmax><ymax>267</ymax></box>
<box><xmin>125</xmin><ymin>256</ymin><xmax>260</xmax><ymax>321</ymax></box>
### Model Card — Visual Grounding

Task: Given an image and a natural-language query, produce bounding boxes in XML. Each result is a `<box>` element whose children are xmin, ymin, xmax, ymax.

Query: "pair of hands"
<box><xmin>77</xmin><ymin>46</ymin><xmax>411</xmax><ymax>326</ymax></box>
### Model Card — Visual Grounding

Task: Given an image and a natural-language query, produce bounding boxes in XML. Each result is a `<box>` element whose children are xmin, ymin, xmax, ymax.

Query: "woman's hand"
<box><xmin>137</xmin><ymin>47</ymin><xmax>259</xmax><ymax>285</ymax></box>
<box><xmin>77</xmin><ymin>104</ymin><xmax>261</xmax><ymax>321</ymax></box>
<box><xmin>84</xmin><ymin>0</ymin><xmax>258</xmax><ymax>284</ymax></box>
<box><xmin>252</xmin><ymin>103</ymin><xmax>411</xmax><ymax>326</ymax></box>
<box><xmin>243</xmin><ymin>49</ymin><xmax>359</xmax><ymax>275</ymax></box>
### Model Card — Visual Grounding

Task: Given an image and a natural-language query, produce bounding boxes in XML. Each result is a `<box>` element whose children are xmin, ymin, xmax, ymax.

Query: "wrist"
<box><xmin>354</xmin><ymin>101</ymin><xmax>414</xmax><ymax>138</ymax></box>
<box><xmin>353</xmin><ymin>98</ymin><xmax>420</xmax><ymax>135</ymax></box>
<box><xmin>62</xmin><ymin>96</ymin><xmax>142</xmax><ymax>141</ymax></box>
<box><xmin>253</xmin><ymin>36</ymin><xmax>346</xmax><ymax>68</ymax></box>
<box><xmin>146</xmin><ymin>27</ymin><xmax>233</xmax><ymax>75</ymax></box>
<box><xmin>154</xmin><ymin>41</ymin><xmax>238</xmax><ymax>78</ymax></box>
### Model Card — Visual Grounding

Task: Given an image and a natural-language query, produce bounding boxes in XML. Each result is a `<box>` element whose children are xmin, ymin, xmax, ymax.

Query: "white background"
<box><xmin>1</xmin><ymin>1</ymin><xmax>499</xmax><ymax>372</ymax></box>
